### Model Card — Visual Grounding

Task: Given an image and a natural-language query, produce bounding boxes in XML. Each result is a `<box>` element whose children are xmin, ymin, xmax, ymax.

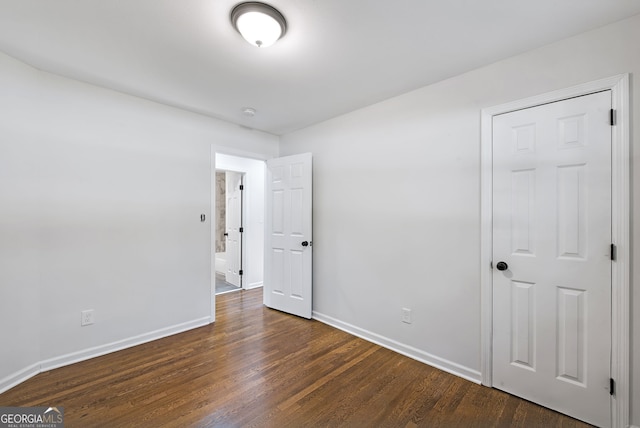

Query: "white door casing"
<box><xmin>481</xmin><ymin>75</ymin><xmax>630</xmax><ymax>428</ymax></box>
<box><xmin>492</xmin><ymin>91</ymin><xmax>611</xmax><ymax>427</ymax></box>
<box><xmin>226</xmin><ymin>171</ymin><xmax>242</xmax><ymax>287</ymax></box>
<box><xmin>264</xmin><ymin>153</ymin><xmax>313</xmax><ymax>319</ymax></box>
<box><xmin>211</xmin><ymin>150</ymin><xmax>270</xmax><ymax>323</ymax></box>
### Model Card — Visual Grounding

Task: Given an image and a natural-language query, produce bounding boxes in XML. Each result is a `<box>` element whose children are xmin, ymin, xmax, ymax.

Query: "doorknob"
<box><xmin>496</xmin><ymin>261</ymin><xmax>508</xmax><ymax>271</ymax></box>
<box><xmin>301</xmin><ymin>241</ymin><xmax>309</xmax><ymax>247</ymax></box>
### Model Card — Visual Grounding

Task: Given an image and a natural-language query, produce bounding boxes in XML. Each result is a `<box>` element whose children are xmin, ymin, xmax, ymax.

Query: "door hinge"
<box><xmin>610</xmin><ymin>378</ymin><xmax>615</xmax><ymax>396</ymax></box>
<box><xmin>610</xmin><ymin>109</ymin><xmax>616</xmax><ymax>126</ymax></box>
<box><xmin>239</xmin><ymin>227</ymin><xmax>244</xmax><ymax>233</ymax></box>
<box><xmin>611</xmin><ymin>243</ymin><xmax>617</xmax><ymax>261</ymax></box>
<box><xmin>239</xmin><ymin>269</ymin><xmax>243</xmax><ymax>276</ymax></box>
<box><xmin>239</xmin><ymin>184</ymin><xmax>244</xmax><ymax>190</ymax></box>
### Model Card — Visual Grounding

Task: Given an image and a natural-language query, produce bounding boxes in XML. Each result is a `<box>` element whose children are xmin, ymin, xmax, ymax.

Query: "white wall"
<box><xmin>0</xmin><ymin>51</ymin><xmax>278</xmax><ymax>392</ymax></box>
<box><xmin>216</xmin><ymin>153</ymin><xmax>266</xmax><ymax>289</ymax></box>
<box><xmin>280</xmin><ymin>13</ymin><xmax>640</xmax><ymax>425</ymax></box>
<box><xmin>0</xmin><ymin>52</ymin><xmax>42</xmax><ymax>389</ymax></box>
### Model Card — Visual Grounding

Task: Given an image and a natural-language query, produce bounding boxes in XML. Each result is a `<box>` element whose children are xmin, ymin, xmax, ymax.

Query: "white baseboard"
<box><xmin>312</xmin><ymin>311</ymin><xmax>482</xmax><ymax>384</ymax></box>
<box><xmin>245</xmin><ymin>282</ymin><xmax>263</xmax><ymax>290</ymax></box>
<box><xmin>0</xmin><ymin>363</ymin><xmax>40</xmax><ymax>395</ymax></box>
<box><xmin>0</xmin><ymin>317</ymin><xmax>210</xmax><ymax>394</ymax></box>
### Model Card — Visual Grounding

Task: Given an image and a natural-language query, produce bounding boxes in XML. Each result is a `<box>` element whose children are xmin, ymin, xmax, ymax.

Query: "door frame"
<box><xmin>479</xmin><ymin>74</ymin><xmax>630</xmax><ymax>427</ymax></box>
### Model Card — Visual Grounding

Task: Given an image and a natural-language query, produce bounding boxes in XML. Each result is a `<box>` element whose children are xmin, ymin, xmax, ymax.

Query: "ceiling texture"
<box><xmin>1</xmin><ymin>0</ymin><xmax>639</xmax><ymax>135</ymax></box>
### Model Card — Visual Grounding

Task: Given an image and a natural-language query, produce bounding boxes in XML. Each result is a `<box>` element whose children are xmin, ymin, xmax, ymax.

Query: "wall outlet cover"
<box><xmin>81</xmin><ymin>309</ymin><xmax>95</xmax><ymax>326</ymax></box>
<box><xmin>401</xmin><ymin>308</ymin><xmax>412</xmax><ymax>324</ymax></box>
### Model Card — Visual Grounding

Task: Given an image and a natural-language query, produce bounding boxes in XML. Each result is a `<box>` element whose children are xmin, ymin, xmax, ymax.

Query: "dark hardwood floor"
<box><xmin>0</xmin><ymin>288</ymin><xmax>591</xmax><ymax>427</ymax></box>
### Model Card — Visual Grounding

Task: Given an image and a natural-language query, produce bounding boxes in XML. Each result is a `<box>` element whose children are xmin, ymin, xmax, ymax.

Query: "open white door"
<box><xmin>265</xmin><ymin>153</ymin><xmax>312</xmax><ymax>319</ymax></box>
<box><xmin>225</xmin><ymin>171</ymin><xmax>242</xmax><ymax>287</ymax></box>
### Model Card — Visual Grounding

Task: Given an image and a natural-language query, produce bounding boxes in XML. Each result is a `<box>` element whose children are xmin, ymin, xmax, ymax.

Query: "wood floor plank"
<box><xmin>0</xmin><ymin>288</ymin><xmax>593</xmax><ymax>427</ymax></box>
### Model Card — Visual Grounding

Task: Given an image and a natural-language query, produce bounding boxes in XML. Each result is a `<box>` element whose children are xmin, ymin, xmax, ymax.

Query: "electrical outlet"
<box><xmin>81</xmin><ymin>309</ymin><xmax>95</xmax><ymax>326</ymax></box>
<box><xmin>401</xmin><ymin>308</ymin><xmax>412</xmax><ymax>324</ymax></box>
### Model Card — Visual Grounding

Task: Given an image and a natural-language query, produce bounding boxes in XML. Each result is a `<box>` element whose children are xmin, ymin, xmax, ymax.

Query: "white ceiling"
<box><xmin>1</xmin><ymin>1</ymin><xmax>639</xmax><ymax>135</ymax></box>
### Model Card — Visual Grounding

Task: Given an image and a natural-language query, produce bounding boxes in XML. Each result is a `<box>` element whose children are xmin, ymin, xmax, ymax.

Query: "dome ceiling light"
<box><xmin>230</xmin><ymin>2</ymin><xmax>287</xmax><ymax>48</ymax></box>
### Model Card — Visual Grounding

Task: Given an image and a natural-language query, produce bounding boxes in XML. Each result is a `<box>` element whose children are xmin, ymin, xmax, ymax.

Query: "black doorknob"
<box><xmin>301</xmin><ymin>241</ymin><xmax>309</xmax><ymax>247</ymax></box>
<box><xmin>496</xmin><ymin>261</ymin><xmax>508</xmax><ymax>271</ymax></box>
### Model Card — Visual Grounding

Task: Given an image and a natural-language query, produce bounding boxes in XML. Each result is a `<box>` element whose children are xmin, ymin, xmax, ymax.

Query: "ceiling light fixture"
<box><xmin>231</xmin><ymin>2</ymin><xmax>287</xmax><ymax>48</ymax></box>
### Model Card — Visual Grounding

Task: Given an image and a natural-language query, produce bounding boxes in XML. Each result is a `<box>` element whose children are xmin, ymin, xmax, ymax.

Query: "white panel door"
<box><xmin>265</xmin><ymin>153</ymin><xmax>312</xmax><ymax>319</ymax></box>
<box><xmin>225</xmin><ymin>171</ymin><xmax>242</xmax><ymax>287</ymax></box>
<box><xmin>492</xmin><ymin>91</ymin><xmax>612</xmax><ymax>427</ymax></box>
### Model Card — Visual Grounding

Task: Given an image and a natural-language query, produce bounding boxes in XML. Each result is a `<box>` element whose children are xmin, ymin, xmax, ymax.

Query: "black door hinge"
<box><xmin>610</xmin><ymin>378</ymin><xmax>615</xmax><ymax>396</ymax></box>
<box><xmin>239</xmin><ymin>227</ymin><xmax>244</xmax><ymax>233</ymax></box>
<box><xmin>239</xmin><ymin>184</ymin><xmax>244</xmax><ymax>190</ymax></box>
<box><xmin>611</xmin><ymin>244</ymin><xmax>617</xmax><ymax>261</ymax></box>
<box><xmin>239</xmin><ymin>269</ymin><xmax>243</xmax><ymax>276</ymax></box>
<box><xmin>610</xmin><ymin>109</ymin><xmax>616</xmax><ymax>126</ymax></box>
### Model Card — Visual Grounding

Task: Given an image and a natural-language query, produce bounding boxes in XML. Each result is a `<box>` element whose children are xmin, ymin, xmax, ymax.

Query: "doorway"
<box><xmin>211</xmin><ymin>152</ymin><xmax>267</xmax><ymax>304</ymax></box>
<box><xmin>209</xmin><ymin>150</ymin><xmax>314</xmax><ymax>322</ymax></box>
<box><xmin>480</xmin><ymin>75</ymin><xmax>630</xmax><ymax>428</ymax></box>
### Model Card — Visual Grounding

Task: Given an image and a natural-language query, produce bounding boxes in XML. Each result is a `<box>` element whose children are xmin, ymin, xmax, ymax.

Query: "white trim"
<box><xmin>0</xmin><ymin>317</ymin><xmax>210</xmax><ymax>394</ymax></box>
<box><xmin>480</xmin><ymin>74</ymin><xmax>630</xmax><ymax>428</ymax></box>
<box><xmin>246</xmin><ymin>281</ymin><xmax>263</xmax><ymax>290</ymax></box>
<box><xmin>210</xmin><ymin>147</ymin><xmax>216</xmax><ymax>323</ymax></box>
<box><xmin>40</xmin><ymin>317</ymin><xmax>210</xmax><ymax>372</ymax></box>
<box><xmin>480</xmin><ymin>100</ymin><xmax>494</xmax><ymax>387</ymax></box>
<box><xmin>211</xmin><ymin>145</ymin><xmax>274</xmax><ymax>162</ymax></box>
<box><xmin>609</xmin><ymin>75</ymin><xmax>630</xmax><ymax>428</ymax></box>
<box><xmin>313</xmin><ymin>311</ymin><xmax>481</xmax><ymax>384</ymax></box>
<box><xmin>0</xmin><ymin>363</ymin><xmax>40</xmax><ymax>395</ymax></box>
